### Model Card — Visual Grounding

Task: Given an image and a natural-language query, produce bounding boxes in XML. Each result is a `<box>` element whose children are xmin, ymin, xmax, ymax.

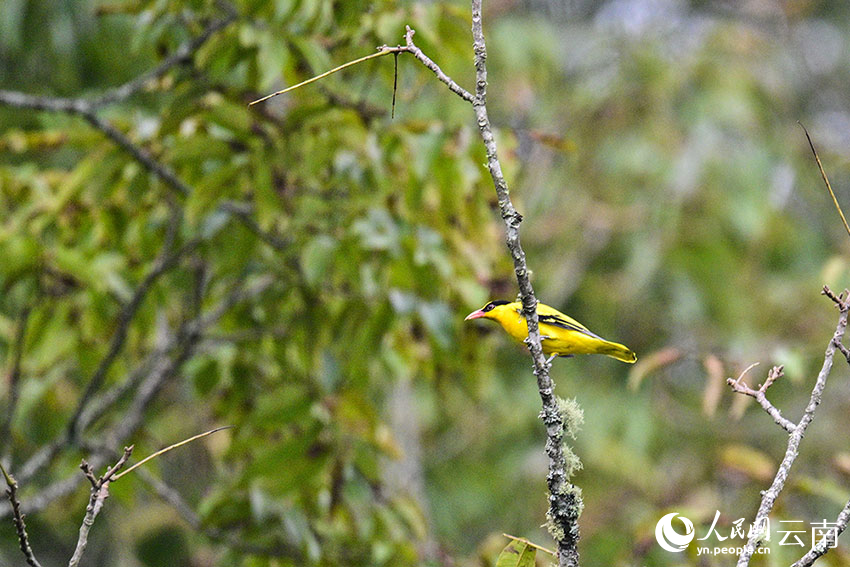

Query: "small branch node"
<box><xmin>823</xmin><ymin>285</ymin><xmax>848</xmax><ymax>310</ymax></box>
<box><xmin>80</xmin><ymin>460</ymin><xmax>98</xmax><ymax>487</ymax></box>
<box><xmin>762</xmin><ymin>365</ymin><xmax>784</xmax><ymax>393</ymax></box>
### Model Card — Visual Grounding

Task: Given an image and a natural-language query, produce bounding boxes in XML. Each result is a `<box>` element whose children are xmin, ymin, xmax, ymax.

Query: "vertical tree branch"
<box><xmin>469</xmin><ymin>2</ymin><xmax>579</xmax><ymax>565</ymax></box>
<box><xmin>251</xmin><ymin>20</ymin><xmax>583</xmax><ymax>558</ymax></box>
<box><xmin>68</xmin><ymin>447</ymin><xmax>133</xmax><ymax>567</ymax></box>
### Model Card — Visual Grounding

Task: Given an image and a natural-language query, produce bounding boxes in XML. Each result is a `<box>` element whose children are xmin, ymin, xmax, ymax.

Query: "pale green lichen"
<box><xmin>544</xmin><ymin>398</ymin><xmax>586</xmax><ymax>544</ymax></box>
<box><xmin>556</xmin><ymin>397</ymin><xmax>584</xmax><ymax>479</ymax></box>
<box><xmin>563</xmin><ymin>444</ymin><xmax>583</xmax><ymax>479</ymax></box>
<box><xmin>546</xmin><ymin>509</ymin><xmax>566</xmax><ymax>541</ymax></box>
<box><xmin>545</xmin><ymin>484</ymin><xmax>584</xmax><ymax>541</ymax></box>
<box><xmin>556</xmin><ymin>396</ymin><xmax>584</xmax><ymax>439</ymax></box>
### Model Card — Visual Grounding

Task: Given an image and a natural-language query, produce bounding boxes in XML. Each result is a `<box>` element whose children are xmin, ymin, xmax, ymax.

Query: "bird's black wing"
<box><xmin>538</xmin><ymin>313</ymin><xmax>604</xmax><ymax>340</ymax></box>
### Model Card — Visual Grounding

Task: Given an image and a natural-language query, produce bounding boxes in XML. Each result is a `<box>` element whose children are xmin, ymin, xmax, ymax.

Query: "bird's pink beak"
<box><xmin>464</xmin><ymin>309</ymin><xmax>486</xmax><ymax>321</ymax></box>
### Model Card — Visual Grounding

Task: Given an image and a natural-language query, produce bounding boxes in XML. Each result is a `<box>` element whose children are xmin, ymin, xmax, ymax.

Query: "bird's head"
<box><xmin>464</xmin><ymin>300</ymin><xmax>512</xmax><ymax>321</ymax></box>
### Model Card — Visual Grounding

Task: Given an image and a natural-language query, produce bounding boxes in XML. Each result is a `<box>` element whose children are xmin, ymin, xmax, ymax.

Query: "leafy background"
<box><xmin>2</xmin><ymin>0</ymin><xmax>850</xmax><ymax>566</ymax></box>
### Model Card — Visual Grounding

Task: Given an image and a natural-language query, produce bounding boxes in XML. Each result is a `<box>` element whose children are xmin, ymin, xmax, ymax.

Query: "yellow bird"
<box><xmin>465</xmin><ymin>300</ymin><xmax>636</xmax><ymax>364</ymax></box>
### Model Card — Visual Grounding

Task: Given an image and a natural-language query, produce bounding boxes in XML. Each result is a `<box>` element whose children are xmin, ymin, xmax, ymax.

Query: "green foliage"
<box><xmin>494</xmin><ymin>539</ymin><xmax>536</xmax><ymax>567</ymax></box>
<box><xmin>3</xmin><ymin>1</ymin><xmax>850</xmax><ymax>567</ymax></box>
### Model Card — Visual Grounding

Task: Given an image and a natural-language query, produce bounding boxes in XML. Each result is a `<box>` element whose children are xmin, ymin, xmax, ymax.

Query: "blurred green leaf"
<box><xmin>495</xmin><ymin>539</ymin><xmax>536</xmax><ymax>567</ymax></box>
<box><xmin>301</xmin><ymin>235</ymin><xmax>338</xmax><ymax>286</ymax></box>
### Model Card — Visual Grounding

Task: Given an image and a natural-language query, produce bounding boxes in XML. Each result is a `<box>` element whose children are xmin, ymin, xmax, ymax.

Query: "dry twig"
<box><xmin>68</xmin><ymin>446</ymin><xmax>134</xmax><ymax>567</ymax></box>
<box><xmin>114</xmin><ymin>426</ymin><xmax>233</xmax><ymax>480</ymax></box>
<box><xmin>800</xmin><ymin>123</ymin><xmax>850</xmax><ymax>240</ymax></box>
<box><xmin>0</xmin><ymin>462</ymin><xmax>42</xmax><ymax>567</ymax></box>
<box><xmin>726</xmin><ymin>363</ymin><xmax>795</xmax><ymax>433</ymax></box>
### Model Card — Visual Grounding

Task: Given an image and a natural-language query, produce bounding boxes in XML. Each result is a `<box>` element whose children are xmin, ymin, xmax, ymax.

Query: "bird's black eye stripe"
<box><xmin>484</xmin><ymin>300</ymin><xmax>510</xmax><ymax>312</ymax></box>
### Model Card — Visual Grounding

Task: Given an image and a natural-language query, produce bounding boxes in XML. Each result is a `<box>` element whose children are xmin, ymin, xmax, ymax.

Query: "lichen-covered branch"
<box><xmin>468</xmin><ymin>1</ymin><xmax>579</xmax><ymax>564</ymax></box>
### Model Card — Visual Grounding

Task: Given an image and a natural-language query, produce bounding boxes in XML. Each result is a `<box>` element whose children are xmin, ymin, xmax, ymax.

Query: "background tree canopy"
<box><xmin>2</xmin><ymin>1</ymin><xmax>850</xmax><ymax>566</ymax></box>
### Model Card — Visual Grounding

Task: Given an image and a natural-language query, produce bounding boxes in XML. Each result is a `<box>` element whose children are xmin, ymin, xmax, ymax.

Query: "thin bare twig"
<box><xmin>799</xmin><ymin>123</ymin><xmax>850</xmax><ymax>240</ymax></box>
<box><xmin>502</xmin><ymin>533</ymin><xmax>556</xmax><ymax>556</ymax></box>
<box><xmin>391</xmin><ymin>52</ymin><xmax>399</xmax><ymax>118</ymax></box>
<box><xmin>0</xmin><ymin>462</ymin><xmax>43</xmax><ymax>567</ymax></box>
<box><xmin>822</xmin><ymin>285</ymin><xmax>848</xmax><ymax>308</ymax></box>
<box><xmin>401</xmin><ymin>26</ymin><xmax>474</xmax><ymax>103</ymax></box>
<box><xmin>114</xmin><ymin>426</ymin><xmax>233</xmax><ymax>480</ymax></box>
<box><xmin>726</xmin><ymin>363</ymin><xmax>795</xmax><ymax>434</ymax></box>
<box><xmin>834</xmin><ymin>338</ymin><xmax>850</xmax><ymax>363</ymax></box>
<box><xmin>249</xmin><ymin>27</ymin><xmax>474</xmax><ymax>107</ymax></box>
<box><xmin>250</xmin><ymin>47</ymin><xmax>404</xmax><ymax>105</ymax></box>
<box><xmin>68</xmin><ymin>447</ymin><xmax>134</xmax><ymax>567</ymax></box>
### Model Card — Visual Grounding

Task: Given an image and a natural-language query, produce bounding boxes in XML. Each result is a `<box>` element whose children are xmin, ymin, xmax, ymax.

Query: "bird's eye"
<box><xmin>483</xmin><ymin>303</ymin><xmax>494</xmax><ymax>312</ymax></box>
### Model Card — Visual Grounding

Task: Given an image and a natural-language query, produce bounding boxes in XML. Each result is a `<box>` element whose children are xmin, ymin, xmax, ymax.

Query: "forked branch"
<box><xmin>727</xmin><ymin>363</ymin><xmax>795</xmax><ymax>433</ymax></box>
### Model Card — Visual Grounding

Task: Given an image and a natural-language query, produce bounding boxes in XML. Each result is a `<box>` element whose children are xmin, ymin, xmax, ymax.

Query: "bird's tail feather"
<box><xmin>601</xmin><ymin>341</ymin><xmax>637</xmax><ymax>364</ymax></box>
